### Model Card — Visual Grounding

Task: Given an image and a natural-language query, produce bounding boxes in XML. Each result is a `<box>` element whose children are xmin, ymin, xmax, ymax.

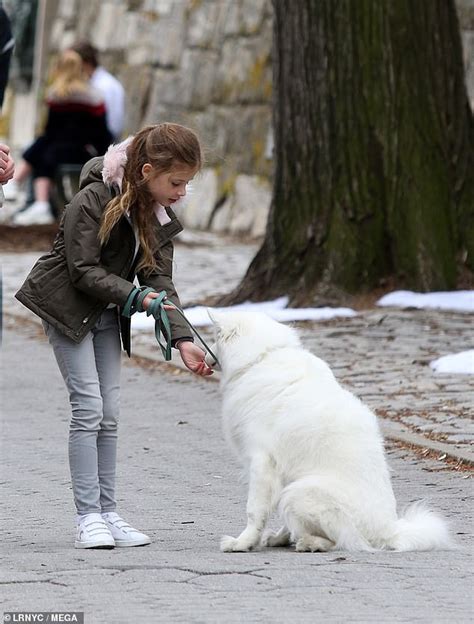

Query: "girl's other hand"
<box><xmin>142</xmin><ymin>294</ymin><xmax>175</xmax><ymax>313</ymax></box>
<box><xmin>177</xmin><ymin>341</ymin><xmax>213</xmax><ymax>376</ymax></box>
<box><xmin>142</xmin><ymin>291</ymin><xmax>161</xmax><ymax>311</ymax></box>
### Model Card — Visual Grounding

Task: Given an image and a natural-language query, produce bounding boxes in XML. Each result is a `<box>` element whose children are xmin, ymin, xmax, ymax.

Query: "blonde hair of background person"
<box><xmin>15</xmin><ymin>123</ymin><xmax>212</xmax><ymax>550</ymax></box>
<box><xmin>49</xmin><ymin>49</ymin><xmax>89</xmax><ymax>98</ymax></box>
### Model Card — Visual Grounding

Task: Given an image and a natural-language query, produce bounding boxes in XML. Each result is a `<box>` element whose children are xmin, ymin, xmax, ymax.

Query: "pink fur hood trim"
<box><xmin>101</xmin><ymin>136</ymin><xmax>134</xmax><ymax>192</ymax></box>
<box><xmin>101</xmin><ymin>136</ymin><xmax>172</xmax><ymax>226</ymax></box>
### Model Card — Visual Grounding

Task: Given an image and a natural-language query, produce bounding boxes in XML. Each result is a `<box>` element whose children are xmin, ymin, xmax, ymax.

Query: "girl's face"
<box><xmin>142</xmin><ymin>163</ymin><xmax>197</xmax><ymax>207</ymax></box>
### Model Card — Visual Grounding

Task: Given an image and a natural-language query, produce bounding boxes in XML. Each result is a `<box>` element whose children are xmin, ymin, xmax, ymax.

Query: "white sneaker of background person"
<box><xmin>12</xmin><ymin>200</ymin><xmax>54</xmax><ymax>225</ymax></box>
<box><xmin>101</xmin><ymin>512</ymin><xmax>151</xmax><ymax>547</ymax></box>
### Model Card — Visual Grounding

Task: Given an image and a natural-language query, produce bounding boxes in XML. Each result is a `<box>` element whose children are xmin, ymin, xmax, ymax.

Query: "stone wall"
<box><xmin>12</xmin><ymin>0</ymin><xmax>474</xmax><ymax>237</ymax></box>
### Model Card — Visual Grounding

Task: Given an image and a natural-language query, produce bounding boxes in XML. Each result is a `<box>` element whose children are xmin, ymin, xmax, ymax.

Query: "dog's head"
<box><xmin>207</xmin><ymin>309</ymin><xmax>301</xmax><ymax>376</ymax></box>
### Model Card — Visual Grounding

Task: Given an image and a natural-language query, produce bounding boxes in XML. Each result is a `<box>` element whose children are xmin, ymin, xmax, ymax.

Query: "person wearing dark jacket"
<box><xmin>16</xmin><ymin>123</ymin><xmax>212</xmax><ymax>549</ymax></box>
<box><xmin>0</xmin><ymin>6</ymin><xmax>15</xmax><ymax>193</ymax></box>
<box><xmin>12</xmin><ymin>49</ymin><xmax>112</xmax><ymax>224</ymax></box>
<box><xmin>0</xmin><ymin>5</ymin><xmax>14</xmax><ymax>108</ymax></box>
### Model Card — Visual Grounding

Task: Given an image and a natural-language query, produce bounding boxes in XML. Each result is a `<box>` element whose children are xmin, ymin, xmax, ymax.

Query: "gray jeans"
<box><xmin>43</xmin><ymin>308</ymin><xmax>121</xmax><ymax>515</ymax></box>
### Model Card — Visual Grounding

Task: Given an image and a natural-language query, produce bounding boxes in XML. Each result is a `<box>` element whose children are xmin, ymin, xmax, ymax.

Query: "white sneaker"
<box><xmin>75</xmin><ymin>512</ymin><xmax>115</xmax><ymax>549</ymax></box>
<box><xmin>101</xmin><ymin>512</ymin><xmax>151</xmax><ymax>548</ymax></box>
<box><xmin>3</xmin><ymin>179</ymin><xmax>20</xmax><ymax>200</ymax></box>
<box><xmin>12</xmin><ymin>201</ymin><xmax>54</xmax><ymax>225</ymax></box>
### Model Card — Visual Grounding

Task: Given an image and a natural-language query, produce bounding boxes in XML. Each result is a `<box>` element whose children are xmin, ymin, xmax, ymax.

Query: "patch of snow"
<box><xmin>376</xmin><ymin>290</ymin><xmax>474</xmax><ymax>313</ymax></box>
<box><xmin>430</xmin><ymin>350</ymin><xmax>474</xmax><ymax>375</ymax></box>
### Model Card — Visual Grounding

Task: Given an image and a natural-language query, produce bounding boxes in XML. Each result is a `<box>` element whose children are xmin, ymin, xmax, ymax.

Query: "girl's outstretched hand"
<box><xmin>177</xmin><ymin>341</ymin><xmax>213</xmax><ymax>376</ymax></box>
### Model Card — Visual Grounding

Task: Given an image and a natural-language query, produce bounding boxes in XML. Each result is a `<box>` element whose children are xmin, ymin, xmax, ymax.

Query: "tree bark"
<box><xmin>222</xmin><ymin>0</ymin><xmax>473</xmax><ymax>306</ymax></box>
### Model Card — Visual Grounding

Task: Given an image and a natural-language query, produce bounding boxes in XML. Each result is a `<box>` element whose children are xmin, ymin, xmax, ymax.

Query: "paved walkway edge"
<box><xmin>380</xmin><ymin>419</ymin><xmax>474</xmax><ymax>466</ymax></box>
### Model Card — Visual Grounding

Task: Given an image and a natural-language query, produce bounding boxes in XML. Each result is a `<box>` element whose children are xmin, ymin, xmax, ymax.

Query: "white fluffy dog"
<box><xmin>208</xmin><ymin>310</ymin><xmax>452</xmax><ymax>553</ymax></box>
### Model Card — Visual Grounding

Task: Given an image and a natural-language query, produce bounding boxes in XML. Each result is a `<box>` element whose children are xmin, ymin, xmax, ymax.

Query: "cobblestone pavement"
<box><xmin>1</xmin><ymin>324</ymin><xmax>472</xmax><ymax>624</ymax></box>
<box><xmin>2</xmin><ymin>233</ymin><xmax>472</xmax><ymax>464</ymax></box>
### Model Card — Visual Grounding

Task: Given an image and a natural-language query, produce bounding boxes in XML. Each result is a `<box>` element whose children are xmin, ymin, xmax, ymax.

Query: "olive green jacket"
<box><xmin>15</xmin><ymin>149</ymin><xmax>192</xmax><ymax>356</ymax></box>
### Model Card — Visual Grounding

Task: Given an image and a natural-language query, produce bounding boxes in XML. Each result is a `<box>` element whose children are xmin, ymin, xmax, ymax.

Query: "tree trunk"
<box><xmin>222</xmin><ymin>0</ymin><xmax>473</xmax><ymax>306</ymax></box>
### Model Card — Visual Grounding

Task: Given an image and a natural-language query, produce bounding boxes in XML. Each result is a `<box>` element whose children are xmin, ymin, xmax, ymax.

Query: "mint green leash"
<box><xmin>122</xmin><ymin>286</ymin><xmax>220</xmax><ymax>367</ymax></box>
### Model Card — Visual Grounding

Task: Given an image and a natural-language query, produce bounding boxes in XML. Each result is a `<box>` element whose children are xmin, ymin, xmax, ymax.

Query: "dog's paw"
<box><xmin>220</xmin><ymin>535</ymin><xmax>238</xmax><ymax>552</ymax></box>
<box><xmin>263</xmin><ymin>528</ymin><xmax>291</xmax><ymax>548</ymax></box>
<box><xmin>220</xmin><ymin>535</ymin><xmax>256</xmax><ymax>552</ymax></box>
<box><xmin>295</xmin><ymin>535</ymin><xmax>333</xmax><ymax>552</ymax></box>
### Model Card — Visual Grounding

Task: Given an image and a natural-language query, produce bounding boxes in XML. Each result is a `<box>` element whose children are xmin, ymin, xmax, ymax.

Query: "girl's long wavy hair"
<box><xmin>99</xmin><ymin>123</ymin><xmax>202</xmax><ymax>275</ymax></box>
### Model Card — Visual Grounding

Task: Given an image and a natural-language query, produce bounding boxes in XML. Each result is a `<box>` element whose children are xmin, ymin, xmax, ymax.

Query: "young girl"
<box><xmin>16</xmin><ymin>123</ymin><xmax>212</xmax><ymax>549</ymax></box>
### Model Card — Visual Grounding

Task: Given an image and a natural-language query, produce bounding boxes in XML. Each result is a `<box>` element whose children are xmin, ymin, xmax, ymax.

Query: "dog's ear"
<box><xmin>207</xmin><ymin>308</ymin><xmax>221</xmax><ymax>325</ymax></box>
<box><xmin>207</xmin><ymin>309</ymin><xmax>242</xmax><ymax>342</ymax></box>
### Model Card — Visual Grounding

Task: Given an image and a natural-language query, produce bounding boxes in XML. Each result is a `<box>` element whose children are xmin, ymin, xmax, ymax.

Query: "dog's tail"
<box><xmin>387</xmin><ymin>502</ymin><xmax>453</xmax><ymax>551</ymax></box>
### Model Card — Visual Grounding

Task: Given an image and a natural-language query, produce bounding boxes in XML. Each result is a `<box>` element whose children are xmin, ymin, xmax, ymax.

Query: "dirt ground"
<box><xmin>0</xmin><ymin>224</ymin><xmax>59</xmax><ymax>252</ymax></box>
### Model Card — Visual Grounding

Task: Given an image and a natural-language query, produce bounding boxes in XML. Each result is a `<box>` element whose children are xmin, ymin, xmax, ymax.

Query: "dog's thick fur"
<box><xmin>210</xmin><ymin>310</ymin><xmax>452</xmax><ymax>553</ymax></box>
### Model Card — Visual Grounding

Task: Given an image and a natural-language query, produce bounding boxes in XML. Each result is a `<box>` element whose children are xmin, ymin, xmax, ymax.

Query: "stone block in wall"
<box><xmin>455</xmin><ymin>0</ymin><xmax>474</xmax><ymax>107</ymax></box>
<box><xmin>455</xmin><ymin>0</ymin><xmax>474</xmax><ymax>29</ymax></box>
<box><xmin>58</xmin><ymin>0</ymin><xmax>77</xmax><ymax>23</ymax></box>
<box><xmin>61</xmin><ymin>30</ymin><xmax>79</xmax><ymax>52</ymax></box>
<box><xmin>214</xmin><ymin>34</ymin><xmax>272</xmax><ymax>105</ymax></box>
<box><xmin>211</xmin><ymin>195</ymin><xmax>233</xmax><ymax>233</ymax></box>
<box><xmin>176</xmin><ymin>108</ymin><xmax>226</xmax><ymax>166</ymax></box>
<box><xmin>151</xmin><ymin>2</ymin><xmax>187</xmax><ymax>68</ymax></box>
<box><xmin>122</xmin><ymin>13</ymin><xmax>156</xmax><ymax>67</ymax></box>
<box><xmin>210</xmin><ymin>174</ymin><xmax>271</xmax><ymax>238</ymax></box>
<box><xmin>187</xmin><ymin>0</ymin><xmax>226</xmax><ymax>49</ymax></box>
<box><xmin>142</xmin><ymin>0</ymin><xmax>175</xmax><ymax>16</ymax></box>
<box><xmin>460</xmin><ymin>32</ymin><xmax>474</xmax><ymax>108</ymax></box>
<box><xmin>50</xmin><ymin>18</ymin><xmax>66</xmax><ymax>50</ymax></box>
<box><xmin>90</xmin><ymin>2</ymin><xmax>128</xmax><ymax>51</ymax></box>
<box><xmin>181</xmin><ymin>105</ymin><xmax>272</xmax><ymax>175</ymax></box>
<box><xmin>240</xmin><ymin>0</ymin><xmax>269</xmax><ymax>35</ymax></box>
<box><xmin>179</xmin><ymin>49</ymin><xmax>220</xmax><ymax>108</ymax></box>
<box><xmin>211</xmin><ymin>105</ymin><xmax>272</xmax><ymax>175</ymax></box>
<box><xmin>119</xmin><ymin>64</ymin><xmax>153</xmax><ymax>136</ymax></box>
<box><xmin>222</xmin><ymin>0</ymin><xmax>241</xmax><ymax>36</ymax></box>
<box><xmin>221</xmin><ymin>0</ymin><xmax>269</xmax><ymax>37</ymax></box>
<box><xmin>177</xmin><ymin>168</ymin><xmax>218</xmax><ymax>230</ymax></box>
<box><xmin>144</xmin><ymin>74</ymin><xmax>220</xmax><ymax>126</ymax></box>
<box><xmin>145</xmin><ymin>69</ymin><xmax>186</xmax><ymax>121</ymax></box>
<box><xmin>145</xmin><ymin>103</ymin><xmax>182</xmax><ymax>126</ymax></box>
<box><xmin>76</xmin><ymin>0</ymin><xmax>102</xmax><ymax>41</ymax></box>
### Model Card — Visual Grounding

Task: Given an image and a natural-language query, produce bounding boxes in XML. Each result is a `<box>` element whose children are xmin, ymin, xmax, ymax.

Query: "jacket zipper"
<box><xmin>75</xmin><ymin>219</ymin><xmax>137</xmax><ymax>336</ymax></box>
<box><xmin>121</xmin><ymin>216</ymin><xmax>138</xmax><ymax>279</ymax></box>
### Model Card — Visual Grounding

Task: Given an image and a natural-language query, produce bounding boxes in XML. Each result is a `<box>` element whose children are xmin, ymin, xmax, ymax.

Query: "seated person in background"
<box><xmin>13</xmin><ymin>49</ymin><xmax>112</xmax><ymax>225</ymax></box>
<box><xmin>72</xmin><ymin>40</ymin><xmax>125</xmax><ymax>141</ymax></box>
